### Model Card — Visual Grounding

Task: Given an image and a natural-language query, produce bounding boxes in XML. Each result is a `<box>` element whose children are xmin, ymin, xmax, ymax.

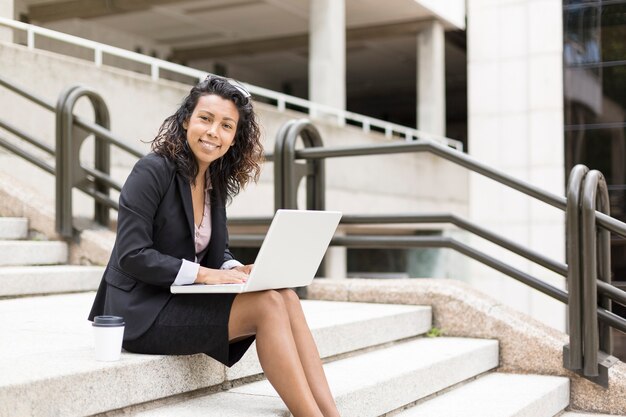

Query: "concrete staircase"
<box><xmin>0</xmin><ymin>290</ymin><xmax>572</xmax><ymax>417</ymax></box>
<box><xmin>0</xmin><ymin>217</ymin><xmax>102</xmax><ymax>298</ymax></box>
<box><xmin>0</xmin><ymin>214</ymin><xmax>602</xmax><ymax>417</ymax></box>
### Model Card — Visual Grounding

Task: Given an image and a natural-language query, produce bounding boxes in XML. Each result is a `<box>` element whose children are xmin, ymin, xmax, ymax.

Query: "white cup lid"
<box><xmin>93</xmin><ymin>315</ymin><xmax>125</xmax><ymax>327</ymax></box>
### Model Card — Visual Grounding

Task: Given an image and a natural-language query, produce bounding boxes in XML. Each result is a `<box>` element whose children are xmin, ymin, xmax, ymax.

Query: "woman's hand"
<box><xmin>233</xmin><ymin>264</ymin><xmax>254</xmax><ymax>275</ymax></box>
<box><xmin>195</xmin><ymin>266</ymin><xmax>249</xmax><ymax>285</ymax></box>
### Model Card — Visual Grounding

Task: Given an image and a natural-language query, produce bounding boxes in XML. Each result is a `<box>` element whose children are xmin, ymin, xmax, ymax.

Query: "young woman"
<box><xmin>89</xmin><ymin>76</ymin><xmax>340</xmax><ymax>417</ymax></box>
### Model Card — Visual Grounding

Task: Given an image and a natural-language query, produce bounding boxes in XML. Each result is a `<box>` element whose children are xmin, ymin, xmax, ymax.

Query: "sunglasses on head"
<box><xmin>204</xmin><ymin>75</ymin><xmax>251</xmax><ymax>99</ymax></box>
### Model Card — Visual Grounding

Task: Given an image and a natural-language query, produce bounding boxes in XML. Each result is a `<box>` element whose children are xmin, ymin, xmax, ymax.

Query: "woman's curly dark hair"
<box><xmin>151</xmin><ymin>76</ymin><xmax>263</xmax><ymax>203</ymax></box>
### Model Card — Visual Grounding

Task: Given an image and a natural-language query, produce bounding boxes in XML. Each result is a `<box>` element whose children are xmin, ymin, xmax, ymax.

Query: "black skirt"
<box><xmin>122</xmin><ymin>293</ymin><xmax>255</xmax><ymax>367</ymax></box>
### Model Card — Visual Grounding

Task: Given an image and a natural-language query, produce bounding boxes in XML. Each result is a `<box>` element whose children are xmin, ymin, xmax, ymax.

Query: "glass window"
<box><xmin>601</xmin><ymin>3</ymin><xmax>626</xmax><ymax>62</ymax></box>
<box><xmin>346</xmin><ymin>232</ymin><xmax>442</xmax><ymax>278</ymax></box>
<box><xmin>564</xmin><ymin>65</ymin><xmax>626</xmax><ymax>125</ymax></box>
<box><xmin>564</xmin><ymin>1</ymin><xmax>626</xmax><ymax>306</ymax></box>
<box><xmin>565</xmin><ymin>126</ymin><xmax>625</xmax><ymax>183</ymax></box>
<box><xmin>603</xmin><ymin>64</ymin><xmax>626</xmax><ymax>114</ymax></box>
<box><xmin>564</xmin><ymin>4</ymin><xmax>601</xmax><ymax>65</ymax></box>
<box><xmin>347</xmin><ymin>248</ymin><xmax>408</xmax><ymax>278</ymax></box>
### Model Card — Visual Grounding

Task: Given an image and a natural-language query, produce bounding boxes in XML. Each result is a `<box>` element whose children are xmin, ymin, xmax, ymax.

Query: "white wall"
<box><xmin>467</xmin><ymin>0</ymin><xmax>566</xmax><ymax>330</ymax></box>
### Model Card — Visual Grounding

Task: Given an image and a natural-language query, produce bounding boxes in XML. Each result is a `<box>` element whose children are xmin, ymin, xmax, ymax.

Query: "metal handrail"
<box><xmin>231</xmin><ymin>231</ymin><xmax>626</xmax><ymax>335</ymax></box>
<box><xmin>0</xmin><ymin>118</ymin><xmax>54</xmax><ymax>155</ymax></box>
<box><xmin>230</xmin><ymin>212</ymin><xmax>626</xmax><ymax>306</ymax></box>
<box><xmin>0</xmin><ymin>74</ymin><xmax>135</xmax><ymax>235</ymax></box>
<box><xmin>582</xmin><ymin>171</ymin><xmax>612</xmax><ymax>376</ymax></box>
<box><xmin>0</xmin><ymin>131</ymin><xmax>54</xmax><ymax>174</ymax></box>
<box><xmin>231</xmin><ymin>232</ymin><xmax>569</xmax><ymax>301</ymax></box>
<box><xmin>0</xmin><ymin>16</ymin><xmax>463</xmax><ymax>149</ymax></box>
<box><xmin>0</xmin><ymin>74</ymin><xmax>140</xmax><ymax>166</ymax></box>
<box><xmin>300</xmin><ymin>142</ymin><xmax>570</xmax><ymax>206</ymax></box>
<box><xmin>230</xmin><ymin>213</ymin><xmax>568</xmax><ymax>276</ymax></box>
<box><xmin>259</xmin><ymin>118</ymin><xmax>626</xmax><ymax>387</ymax></box>
<box><xmin>296</xmin><ymin>143</ymin><xmax>626</xmax><ymax>241</ymax></box>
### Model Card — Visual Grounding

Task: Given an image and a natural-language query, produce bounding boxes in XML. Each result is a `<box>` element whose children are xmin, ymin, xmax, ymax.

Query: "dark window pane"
<box><xmin>228</xmin><ymin>247</ymin><xmax>259</xmax><ymax>265</ymax></box>
<box><xmin>563</xmin><ymin>1</ymin><xmax>626</xmax><ymax>331</ymax></box>
<box><xmin>564</xmin><ymin>126</ymin><xmax>626</xmax><ymax>293</ymax></box>
<box><xmin>601</xmin><ymin>3</ymin><xmax>626</xmax><ymax>61</ymax></box>
<box><xmin>564</xmin><ymin>65</ymin><xmax>626</xmax><ymax>124</ymax></box>
<box><xmin>603</xmin><ymin>65</ymin><xmax>626</xmax><ymax>113</ymax></box>
<box><xmin>347</xmin><ymin>248</ymin><xmax>408</xmax><ymax>276</ymax></box>
<box><xmin>564</xmin><ymin>4</ymin><xmax>601</xmax><ymax>65</ymax></box>
<box><xmin>564</xmin><ymin>127</ymin><xmax>626</xmax><ymax>219</ymax></box>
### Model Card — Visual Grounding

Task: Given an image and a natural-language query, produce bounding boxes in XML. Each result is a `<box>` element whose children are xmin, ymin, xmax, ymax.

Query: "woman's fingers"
<box><xmin>223</xmin><ymin>269</ymin><xmax>248</xmax><ymax>284</ymax></box>
<box><xmin>195</xmin><ymin>266</ymin><xmax>248</xmax><ymax>285</ymax></box>
<box><xmin>234</xmin><ymin>264</ymin><xmax>254</xmax><ymax>274</ymax></box>
<box><xmin>231</xmin><ymin>269</ymin><xmax>248</xmax><ymax>278</ymax></box>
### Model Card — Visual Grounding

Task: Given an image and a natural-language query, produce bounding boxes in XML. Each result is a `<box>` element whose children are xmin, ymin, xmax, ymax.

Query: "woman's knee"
<box><xmin>252</xmin><ymin>290</ymin><xmax>289</xmax><ymax>321</ymax></box>
<box><xmin>277</xmin><ymin>288</ymin><xmax>301</xmax><ymax>312</ymax></box>
<box><xmin>230</xmin><ymin>291</ymin><xmax>286</xmax><ymax>335</ymax></box>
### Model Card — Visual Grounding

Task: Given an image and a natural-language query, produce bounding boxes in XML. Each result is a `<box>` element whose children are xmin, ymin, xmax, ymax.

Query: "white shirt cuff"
<box><xmin>172</xmin><ymin>259</ymin><xmax>200</xmax><ymax>286</ymax></box>
<box><xmin>220</xmin><ymin>259</ymin><xmax>244</xmax><ymax>270</ymax></box>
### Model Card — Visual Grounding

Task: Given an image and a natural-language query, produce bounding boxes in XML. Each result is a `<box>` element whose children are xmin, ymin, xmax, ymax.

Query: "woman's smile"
<box><xmin>198</xmin><ymin>138</ymin><xmax>221</xmax><ymax>152</ymax></box>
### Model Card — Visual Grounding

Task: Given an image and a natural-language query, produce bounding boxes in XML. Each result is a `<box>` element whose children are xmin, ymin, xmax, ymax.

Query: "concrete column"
<box><xmin>0</xmin><ymin>0</ymin><xmax>14</xmax><ymax>42</ymax></box>
<box><xmin>466</xmin><ymin>0</ymin><xmax>565</xmax><ymax>331</ymax></box>
<box><xmin>309</xmin><ymin>0</ymin><xmax>345</xmax><ymax>111</ymax></box>
<box><xmin>323</xmin><ymin>230</ymin><xmax>347</xmax><ymax>279</ymax></box>
<box><xmin>417</xmin><ymin>20</ymin><xmax>446</xmax><ymax>135</ymax></box>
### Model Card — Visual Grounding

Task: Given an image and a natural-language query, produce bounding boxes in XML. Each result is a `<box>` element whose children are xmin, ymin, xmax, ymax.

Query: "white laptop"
<box><xmin>170</xmin><ymin>209</ymin><xmax>342</xmax><ymax>294</ymax></box>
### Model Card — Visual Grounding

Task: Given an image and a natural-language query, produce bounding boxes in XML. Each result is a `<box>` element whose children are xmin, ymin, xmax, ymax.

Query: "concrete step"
<box><xmin>0</xmin><ymin>293</ymin><xmax>431</xmax><ymax>417</ymax></box>
<box><xmin>228</xmin><ymin>295</ymin><xmax>431</xmax><ymax>380</ymax></box>
<box><xmin>0</xmin><ymin>265</ymin><xmax>104</xmax><ymax>297</ymax></box>
<box><xmin>561</xmin><ymin>413</ymin><xmax>626</xmax><ymax>417</ymax></box>
<box><xmin>394</xmin><ymin>373</ymin><xmax>569</xmax><ymax>417</ymax></box>
<box><xmin>131</xmin><ymin>337</ymin><xmax>499</xmax><ymax>417</ymax></box>
<box><xmin>0</xmin><ymin>241</ymin><xmax>67</xmax><ymax>266</ymax></box>
<box><xmin>0</xmin><ymin>218</ymin><xmax>27</xmax><ymax>240</ymax></box>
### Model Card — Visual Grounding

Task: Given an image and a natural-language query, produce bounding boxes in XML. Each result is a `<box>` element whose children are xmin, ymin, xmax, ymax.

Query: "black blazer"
<box><xmin>88</xmin><ymin>153</ymin><xmax>236</xmax><ymax>341</ymax></box>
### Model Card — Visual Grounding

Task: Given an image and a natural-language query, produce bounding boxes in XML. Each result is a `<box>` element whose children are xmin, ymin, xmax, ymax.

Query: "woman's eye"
<box><xmin>224</xmin><ymin>124</ymin><xmax>233</xmax><ymax>129</ymax></box>
<box><xmin>200</xmin><ymin>115</ymin><xmax>209</xmax><ymax>121</ymax></box>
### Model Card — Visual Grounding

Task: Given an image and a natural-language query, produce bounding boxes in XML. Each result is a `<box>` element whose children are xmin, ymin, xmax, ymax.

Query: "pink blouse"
<box><xmin>194</xmin><ymin>181</ymin><xmax>212</xmax><ymax>262</ymax></box>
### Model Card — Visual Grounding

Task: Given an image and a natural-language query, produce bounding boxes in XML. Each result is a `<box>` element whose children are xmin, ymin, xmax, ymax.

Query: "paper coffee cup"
<box><xmin>93</xmin><ymin>316</ymin><xmax>125</xmax><ymax>361</ymax></box>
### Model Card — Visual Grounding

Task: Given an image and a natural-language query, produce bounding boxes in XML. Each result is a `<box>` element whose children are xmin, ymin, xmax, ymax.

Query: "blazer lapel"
<box><xmin>176</xmin><ymin>174</ymin><xmax>195</xmax><ymax>243</ymax></box>
<box><xmin>204</xmin><ymin>188</ymin><xmax>225</xmax><ymax>268</ymax></box>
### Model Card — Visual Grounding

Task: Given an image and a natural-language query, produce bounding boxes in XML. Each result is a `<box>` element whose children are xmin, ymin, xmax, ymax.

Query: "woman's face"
<box><xmin>183</xmin><ymin>94</ymin><xmax>239</xmax><ymax>171</ymax></box>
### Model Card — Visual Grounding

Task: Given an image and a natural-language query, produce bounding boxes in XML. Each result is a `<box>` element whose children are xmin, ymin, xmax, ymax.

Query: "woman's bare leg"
<box><xmin>228</xmin><ymin>290</ymin><xmax>324</xmax><ymax>417</ymax></box>
<box><xmin>277</xmin><ymin>289</ymin><xmax>340</xmax><ymax>417</ymax></box>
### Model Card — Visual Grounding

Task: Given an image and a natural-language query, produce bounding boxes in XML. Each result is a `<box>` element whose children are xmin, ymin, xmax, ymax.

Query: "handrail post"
<box><xmin>93</xmin><ymin>98</ymin><xmax>111</xmax><ymax>228</ymax></box>
<box><xmin>564</xmin><ymin>164</ymin><xmax>588</xmax><ymax>371</ymax></box>
<box><xmin>594</xmin><ymin>174</ymin><xmax>612</xmax><ymax>356</ymax></box>
<box><xmin>27</xmin><ymin>27</ymin><xmax>34</xmax><ymax>49</ymax></box>
<box><xmin>273</xmin><ymin>119</ymin><xmax>325</xmax><ymax>298</ymax></box>
<box><xmin>273</xmin><ymin>120</ymin><xmax>296</xmax><ymax>211</ymax></box>
<box><xmin>55</xmin><ymin>85</ymin><xmax>111</xmax><ymax>238</ymax></box>
<box><xmin>581</xmin><ymin>171</ymin><xmax>601</xmax><ymax>377</ymax></box>
<box><xmin>55</xmin><ymin>86</ymin><xmax>80</xmax><ymax>238</ymax></box>
<box><xmin>576</xmin><ymin>169</ymin><xmax>618</xmax><ymax>387</ymax></box>
<box><xmin>275</xmin><ymin>119</ymin><xmax>325</xmax><ymax>210</ymax></box>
